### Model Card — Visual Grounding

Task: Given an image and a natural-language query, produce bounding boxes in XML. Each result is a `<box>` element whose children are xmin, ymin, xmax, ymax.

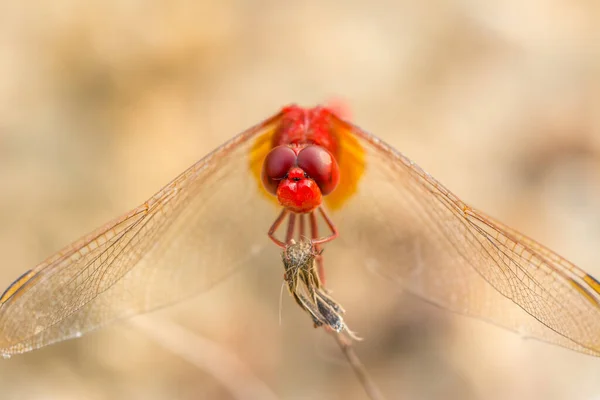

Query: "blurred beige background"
<box><xmin>1</xmin><ymin>0</ymin><xmax>600</xmax><ymax>399</ymax></box>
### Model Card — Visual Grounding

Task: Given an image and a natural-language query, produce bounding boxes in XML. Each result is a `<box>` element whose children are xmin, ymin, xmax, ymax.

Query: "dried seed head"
<box><xmin>280</xmin><ymin>239</ymin><xmax>360</xmax><ymax>340</ymax></box>
<box><xmin>281</xmin><ymin>239</ymin><xmax>316</xmax><ymax>274</ymax></box>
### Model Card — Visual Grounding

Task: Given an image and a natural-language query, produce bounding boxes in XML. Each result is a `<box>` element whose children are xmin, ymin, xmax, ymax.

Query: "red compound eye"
<box><xmin>262</xmin><ymin>146</ymin><xmax>297</xmax><ymax>195</ymax></box>
<box><xmin>296</xmin><ymin>145</ymin><xmax>340</xmax><ymax>195</ymax></box>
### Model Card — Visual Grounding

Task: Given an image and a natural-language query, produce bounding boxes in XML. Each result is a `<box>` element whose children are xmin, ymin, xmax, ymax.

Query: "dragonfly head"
<box><xmin>262</xmin><ymin>144</ymin><xmax>340</xmax><ymax>213</ymax></box>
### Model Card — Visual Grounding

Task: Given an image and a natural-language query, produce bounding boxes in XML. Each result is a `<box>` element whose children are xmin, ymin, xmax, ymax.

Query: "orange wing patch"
<box><xmin>249</xmin><ymin>115</ymin><xmax>366</xmax><ymax>211</ymax></box>
<box><xmin>249</xmin><ymin>127</ymin><xmax>280</xmax><ymax>206</ymax></box>
<box><xmin>325</xmin><ymin>120</ymin><xmax>366</xmax><ymax>211</ymax></box>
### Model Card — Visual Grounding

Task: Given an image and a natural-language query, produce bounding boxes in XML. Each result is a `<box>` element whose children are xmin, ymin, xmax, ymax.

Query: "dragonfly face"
<box><xmin>1</xmin><ymin>104</ymin><xmax>600</xmax><ymax>361</ymax></box>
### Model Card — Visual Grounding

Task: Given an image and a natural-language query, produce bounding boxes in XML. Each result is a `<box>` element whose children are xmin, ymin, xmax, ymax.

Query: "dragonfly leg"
<box><xmin>298</xmin><ymin>214</ymin><xmax>306</xmax><ymax>241</ymax></box>
<box><xmin>270</xmin><ymin>206</ymin><xmax>337</xmax><ymax>249</ymax></box>
<box><xmin>285</xmin><ymin>213</ymin><xmax>296</xmax><ymax>244</ymax></box>
<box><xmin>311</xmin><ymin>207</ymin><xmax>339</xmax><ymax>245</ymax></box>
<box><xmin>308</xmin><ymin>207</ymin><xmax>339</xmax><ymax>286</ymax></box>
<box><xmin>309</xmin><ymin>211</ymin><xmax>327</xmax><ymax>285</ymax></box>
<box><xmin>268</xmin><ymin>209</ymin><xmax>290</xmax><ymax>248</ymax></box>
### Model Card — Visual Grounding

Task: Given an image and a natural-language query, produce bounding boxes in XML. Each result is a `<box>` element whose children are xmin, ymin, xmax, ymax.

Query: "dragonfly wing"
<box><xmin>0</xmin><ymin>113</ymin><xmax>283</xmax><ymax>356</ymax></box>
<box><xmin>332</xmin><ymin>116</ymin><xmax>600</xmax><ymax>356</ymax></box>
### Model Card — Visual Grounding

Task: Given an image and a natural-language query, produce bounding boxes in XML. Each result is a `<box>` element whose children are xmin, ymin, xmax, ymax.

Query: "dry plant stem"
<box><xmin>330</xmin><ymin>331</ymin><xmax>387</xmax><ymax>400</ymax></box>
<box><xmin>131</xmin><ymin>315</ymin><xmax>278</xmax><ymax>400</ymax></box>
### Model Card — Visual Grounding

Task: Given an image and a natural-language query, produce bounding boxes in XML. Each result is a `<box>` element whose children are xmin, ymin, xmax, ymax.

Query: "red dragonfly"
<box><xmin>1</xmin><ymin>104</ymin><xmax>600</xmax><ymax>357</ymax></box>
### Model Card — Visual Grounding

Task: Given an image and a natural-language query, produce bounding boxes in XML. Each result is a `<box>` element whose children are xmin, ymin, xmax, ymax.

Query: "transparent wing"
<box><xmin>0</xmin><ymin>113</ymin><xmax>284</xmax><ymax>356</ymax></box>
<box><xmin>331</xmin><ymin>116</ymin><xmax>600</xmax><ymax>356</ymax></box>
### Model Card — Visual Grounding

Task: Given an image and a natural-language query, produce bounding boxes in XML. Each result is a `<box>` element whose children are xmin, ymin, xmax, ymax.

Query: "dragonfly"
<box><xmin>1</xmin><ymin>104</ymin><xmax>600</xmax><ymax>357</ymax></box>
